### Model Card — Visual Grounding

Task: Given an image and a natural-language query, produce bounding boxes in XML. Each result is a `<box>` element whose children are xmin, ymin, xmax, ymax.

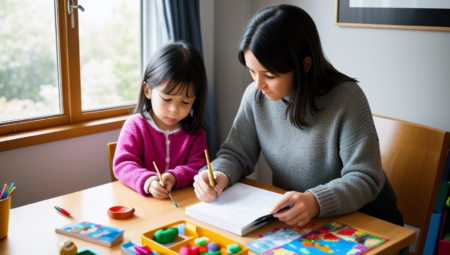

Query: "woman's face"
<box><xmin>244</xmin><ymin>49</ymin><xmax>294</xmax><ymax>101</ymax></box>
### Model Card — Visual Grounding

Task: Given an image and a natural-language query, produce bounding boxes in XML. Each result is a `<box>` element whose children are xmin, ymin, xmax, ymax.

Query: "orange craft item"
<box><xmin>108</xmin><ymin>205</ymin><xmax>135</xmax><ymax>220</ymax></box>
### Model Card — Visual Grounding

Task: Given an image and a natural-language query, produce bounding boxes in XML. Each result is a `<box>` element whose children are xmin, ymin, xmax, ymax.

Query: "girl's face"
<box><xmin>244</xmin><ymin>49</ymin><xmax>295</xmax><ymax>101</ymax></box>
<box><xmin>144</xmin><ymin>80</ymin><xmax>196</xmax><ymax>131</ymax></box>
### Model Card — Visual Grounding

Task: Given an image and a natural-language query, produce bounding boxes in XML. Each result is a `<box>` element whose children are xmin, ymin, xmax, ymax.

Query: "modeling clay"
<box><xmin>154</xmin><ymin>227</ymin><xmax>179</xmax><ymax>244</ymax></box>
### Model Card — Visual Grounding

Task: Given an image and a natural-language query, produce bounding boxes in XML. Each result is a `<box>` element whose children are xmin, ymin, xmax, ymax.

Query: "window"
<box><xmin>0</xmin><ymin>0</ymin><xmax>145</xmax><ymax>150</ymax></box>
<box><xmin>79</xmin><ymin>1</ymin><xmax>140</xmax><ymax>111</ymax></box>
<box><xmin>0</xmin><ymin>0</ymin><xmax>61</xmax><ymax>124</ymax></box>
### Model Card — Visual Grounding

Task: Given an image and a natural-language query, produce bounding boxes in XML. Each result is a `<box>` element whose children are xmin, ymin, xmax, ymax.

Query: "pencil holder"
<box><xmin>0</xmin><ymin>197</ymin><xmax>11</xmax><ymax>239</ymax></box>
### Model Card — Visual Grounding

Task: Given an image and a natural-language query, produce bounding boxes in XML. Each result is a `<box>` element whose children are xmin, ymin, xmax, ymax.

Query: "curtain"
<box><xmin>156</xmin><ymin>0</ymin><xmax>218</xmax><ymax>160</ymax></box>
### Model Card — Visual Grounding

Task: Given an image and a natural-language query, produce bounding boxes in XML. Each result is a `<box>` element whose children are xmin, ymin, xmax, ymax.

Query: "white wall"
<box><xmin>213</xmin><ymin>0</ymin><xmax>258</xmax><ymax>180</ymax></box>
<box><xmin>200</xmin><ymin>0</ymin><xmax>215</xmax><ymax>94</ymax></box>
<box><xmin>0</xmin><ymin>130</ymin><xmax>121</xmax><ymax>208</ymax></box>
<box><xmin>213</xmin><ymin>0</ymin><xmax>253</xmax><ymax>144</ymax></box>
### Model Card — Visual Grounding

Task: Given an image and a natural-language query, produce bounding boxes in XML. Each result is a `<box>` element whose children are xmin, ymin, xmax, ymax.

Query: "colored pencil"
<box><xmin>0</xmin><ymin>184</ymin><xmax>6</xmax><ymax>199</ymax></box>
<box><xmin>7</xmin><ymin>182</ymin><xmax>15</xmax><ymax>194</ymax></box>
<box><xmin>7</xmin><ymin>187</ymin><xmax>16</xmax><ymax>198</ymax></box>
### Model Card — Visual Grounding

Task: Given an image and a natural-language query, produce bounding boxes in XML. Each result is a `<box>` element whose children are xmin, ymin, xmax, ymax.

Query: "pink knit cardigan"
<box><xmin>113</xmin><ymin>114</ymin><xmax>207</xmax><ymax>196</ymax></box>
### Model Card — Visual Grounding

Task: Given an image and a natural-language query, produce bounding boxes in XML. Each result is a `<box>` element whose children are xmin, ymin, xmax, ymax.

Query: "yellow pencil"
<box><xmin>153</xmin><ymin>161</ymin><xmax>178</xmax><ymax>208</ymax></box>
<box><xmin>204</xmin><ymin>150</ymin><xmax>219</xmax><ymax>205</ymax></box>
<box><xmin>205</xmin><ymin>150</ymin><xmax>215</xmax><ymax>187</ymax></box>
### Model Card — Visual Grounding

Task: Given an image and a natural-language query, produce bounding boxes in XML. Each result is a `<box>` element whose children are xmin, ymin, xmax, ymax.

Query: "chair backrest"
<box><xmin>107</xmin><ymin>142</ymin><xmax>118</xmax><ymax>182</ymax></box>
<box><xmin>373</xmin><ymin>114</ymin><xmax>450</xmax><ymax>255</ymax></box>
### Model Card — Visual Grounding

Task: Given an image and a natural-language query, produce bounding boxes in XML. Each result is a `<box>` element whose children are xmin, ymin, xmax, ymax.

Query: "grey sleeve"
<box><xmin>308</xmin><ymin>136</ymin><xmax>385</xmax><ymax>217</ymax></box>
<box><xmin>200</xmin><ymin>85</ymin><xmax>261</xmax><ymax>188</ymax></box>
<box><xmin>307</xmin><ymin>84</ymin><xmax>385</xmax><ymax>217</ymax></box>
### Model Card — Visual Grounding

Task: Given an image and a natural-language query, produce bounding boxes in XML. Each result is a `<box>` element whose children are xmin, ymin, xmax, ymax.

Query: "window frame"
<box><xmin>0</xmin><ymin>0</ymin><xmax>137</xmax><ymax>151</ymax></box>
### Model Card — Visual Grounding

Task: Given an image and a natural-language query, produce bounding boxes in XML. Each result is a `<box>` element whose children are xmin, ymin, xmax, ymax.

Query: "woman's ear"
<box><xmin>303</xmin><ymin>56</ymin><xmax>312</xmax><ymax>73</ymax></box>
<box><xmin>143</xmin><ymin>82</ymin><xmax>152</xmax><ymax>99</ymax></box>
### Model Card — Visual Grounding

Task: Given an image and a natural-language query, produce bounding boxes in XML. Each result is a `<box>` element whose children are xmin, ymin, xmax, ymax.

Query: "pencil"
<box><xmin>153</xmin><ymin>161</ymin><xmax>178</xmax><ymax>208</ymax></box>
<box><xmin>7</xmin><ymin>186</ymin><xmax>16</xmax><ymax>198</ymax></box>
<box><xmin>0</xmin><ymin>184</ymin><xmax>6</xmax><ymax>199</ymax></box>
<box><xmin>205</xmin><ymin>150</ymin><xmax>215</xmax><ymax>187</ymax></box>
<box><xmin>204</xmin><ymin>150</ymin><xmax>220</xmax><ymax>205</ymax></box>
<box><xmin>153</xmin><ymin>161</ymin><xmax>163</xmax><ymax>181</ymax></box>
<box><xmin>6</xmin><ymin>182</ymin><xmax>15</xmax><ymax>195</ymax></box>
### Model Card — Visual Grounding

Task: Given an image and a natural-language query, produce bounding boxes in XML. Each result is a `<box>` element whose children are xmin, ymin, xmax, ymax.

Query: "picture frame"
<box><xmin>335</xmin><ymin>0</ymin><xmax>450</xmax><ymax>31</ymax></box>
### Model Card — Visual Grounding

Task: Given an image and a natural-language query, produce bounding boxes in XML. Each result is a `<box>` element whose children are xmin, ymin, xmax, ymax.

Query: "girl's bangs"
<box><xmin>160</xmin><ymin>65</ymin><xmax>199</xmax><ymax>98</ymax></box>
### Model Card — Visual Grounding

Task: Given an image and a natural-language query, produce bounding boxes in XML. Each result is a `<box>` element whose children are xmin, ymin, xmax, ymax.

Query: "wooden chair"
<box><xmin>373</xmin><ymin>115</ymin><xmax>450</xmax><ymax>255</ymax></box>
<box><xmin>107</xmin><ymin>142</ymin><xmax>118</xmax><ymax>182</ymax></box>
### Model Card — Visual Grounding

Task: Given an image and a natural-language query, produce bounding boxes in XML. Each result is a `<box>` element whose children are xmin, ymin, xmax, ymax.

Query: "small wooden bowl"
<box><xmin>108</xmin><ymin>205</ymin><xmax>135</xmax><ymax>220</ymax></box>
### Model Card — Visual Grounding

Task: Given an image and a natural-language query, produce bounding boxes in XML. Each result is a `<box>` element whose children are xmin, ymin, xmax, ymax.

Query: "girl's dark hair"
<box><xmin>134</xmin><ymin>41</ymin><xmax>207</xmax><ymax>133</ymax></box>
<box><xmin>238</xmin><ymin>4</ymin><xmax>358</xmax><ymax>129</ymax></box>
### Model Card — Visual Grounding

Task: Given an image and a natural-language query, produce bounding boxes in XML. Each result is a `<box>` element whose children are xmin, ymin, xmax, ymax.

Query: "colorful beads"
<box><xmin>190</xmin><ymin>246</ymin><xmax>200</xmax><ymax>255</ymax></box>
<box><xmin>227</xmin><ymin>244</ymin><xmax>241</xmax><ymax>255</ymax></box>
<box><xmin>199</xmin><ymin>245</ymin><xmax>208</xmax><ymax>253</ymax></box>
<box><xmin>179</xmin><ymin>246</ymin><xmax>191</xmax><ymax>255</ymax></box>
<box><xmin>195</xmin><ymin>237</ymin><xmax>210</xmax><ymax>246</ymax></box>
<box><xmin>207</xmin><ymin>242</ymin><xmax>220</xmax><ymax>252</ymax></box>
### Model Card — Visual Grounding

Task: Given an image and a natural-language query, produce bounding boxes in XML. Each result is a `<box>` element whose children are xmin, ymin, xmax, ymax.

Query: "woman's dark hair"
<box><xmin>238</xmin><ymin>4</ymin><xmax>358</xmax><ymax>129</ymax></box>
<box><xmin>134</xmin><ymin>41</ymin><xmax>207</xmax><ymax>133</ymax></box>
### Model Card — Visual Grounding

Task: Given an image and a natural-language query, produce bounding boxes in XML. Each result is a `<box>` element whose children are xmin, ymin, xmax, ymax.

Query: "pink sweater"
<box><xmin>113</xmin><ymin>114</ymin><xmax>207</xmax><ymax>196</ymax></box>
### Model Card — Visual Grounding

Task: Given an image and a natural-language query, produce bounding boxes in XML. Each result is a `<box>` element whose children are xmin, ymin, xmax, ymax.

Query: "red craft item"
<box><xmin>108</xmin><ymin>205</ymin><xmax>135</xmax><ymax>220</ymax></box>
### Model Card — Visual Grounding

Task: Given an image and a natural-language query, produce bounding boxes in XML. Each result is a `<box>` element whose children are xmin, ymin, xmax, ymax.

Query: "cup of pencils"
<box><xmin>0</xmin><ymin>182</ymin><xmax>16</xmax><ymax>239</ymax></box>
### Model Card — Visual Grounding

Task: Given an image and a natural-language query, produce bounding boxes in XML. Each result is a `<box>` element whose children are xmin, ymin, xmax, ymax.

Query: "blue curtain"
<box><xmin>158</xmin><ymin>0</ymin><xmax>218</xmax><ymax>160</ymax></box>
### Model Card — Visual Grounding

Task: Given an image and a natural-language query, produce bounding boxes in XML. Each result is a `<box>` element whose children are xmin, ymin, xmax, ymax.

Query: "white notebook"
<box><xmin>185</xmin><ymin>183</ymin><xmax>283</xmax><ymax>236</ymax></box>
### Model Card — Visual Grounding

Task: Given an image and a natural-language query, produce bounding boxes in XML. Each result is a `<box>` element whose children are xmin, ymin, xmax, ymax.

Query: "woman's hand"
<box><xmin>193</xmin><ymin>170</ymin><xmax>228</xmax><ymax>203</ymax></box>
<box><xmin>148</xmin><ymin>173</ymin><xmax>176</xmax><ymax>198</ymax></box>
<box><xmin>268</xmin><ymin>191</ymin><xmax>320</xmax><ymax>227</ymax></box>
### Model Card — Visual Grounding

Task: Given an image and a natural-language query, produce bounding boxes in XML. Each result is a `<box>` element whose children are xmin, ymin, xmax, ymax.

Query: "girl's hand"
<box><xmin>148</xmin><ymin>173</ymin><xmax>175</xmax><ymax>198</ymax></box>
<box><xmin>193</xmin><ymin>170</ymin><xmax>228</xmax><ymax>203</ymax></box>
<box><xmin>268</xmin><ymin>191</ymin><xmax>320</xmax><ymax>227</ymax></box>
<box><xmin>161</xmin><ymin>173</ymin><xmax>176</xmax><ymax>192</ymax></box>
<box><xmin>148</xmin><ymin>176</ymin><xmax>168</xmax><ymax>198</ymax></box>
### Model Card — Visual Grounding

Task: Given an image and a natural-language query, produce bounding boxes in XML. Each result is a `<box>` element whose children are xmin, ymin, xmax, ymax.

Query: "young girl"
<box><xmin>194</xmin><ymin>4</ymin><xmax>403</xmax><ymax>228</ymax></box>
<box><xmin>114</xmin><ymin>41</ymin><xmax>208</xmax><ymax>198</ymax></box>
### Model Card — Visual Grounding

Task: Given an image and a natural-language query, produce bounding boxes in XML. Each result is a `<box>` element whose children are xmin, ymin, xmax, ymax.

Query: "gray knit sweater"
<box><xmin>204</xmin><ymin>81</ymin><xmax>386</xmax><ymax>218</ymax></box>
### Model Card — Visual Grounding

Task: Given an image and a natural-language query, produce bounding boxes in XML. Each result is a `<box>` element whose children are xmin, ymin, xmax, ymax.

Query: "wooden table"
<box><xmin>0</xmin><ymin>179</ymin><xmax>415</xmax><ymax>255</ymax></box>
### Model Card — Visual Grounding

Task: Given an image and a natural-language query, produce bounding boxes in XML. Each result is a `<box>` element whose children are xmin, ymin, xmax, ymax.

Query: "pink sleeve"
<box><xmin>113</xmin><ymin>120</ymin><xmax>156</xmax><ymax>196</ymax></box>
<box><xmin>168</xmin><ymin>130</ymin><xmax>208</xmax><ymax>189</ymax></box>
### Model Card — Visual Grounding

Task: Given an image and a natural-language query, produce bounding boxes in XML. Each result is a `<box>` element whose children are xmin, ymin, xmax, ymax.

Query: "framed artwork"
<box><xmin>335</xmin><ymin>0</ymin><xmax>450</xmax><ymax>31</ymax></box>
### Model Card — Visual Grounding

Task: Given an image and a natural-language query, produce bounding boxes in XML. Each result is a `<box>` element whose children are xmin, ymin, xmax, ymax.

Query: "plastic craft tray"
<box><xmin>141</xmin><ymin>220</ymin><xmax>249</xmax><ymax>255</ymax></box>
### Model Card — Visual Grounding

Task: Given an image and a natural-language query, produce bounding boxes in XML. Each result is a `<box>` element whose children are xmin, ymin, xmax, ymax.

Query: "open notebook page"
<box><xmin>185</xmin><ymin>183</ymin><xmax>283</xmax><ymax>229</ymax></box>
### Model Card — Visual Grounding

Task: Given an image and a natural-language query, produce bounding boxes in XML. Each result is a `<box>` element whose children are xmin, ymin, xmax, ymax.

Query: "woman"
<box><xmin>193</xmin><ymin>4</ymin><xmax>403</xmax><ymax>228</ymax></box>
